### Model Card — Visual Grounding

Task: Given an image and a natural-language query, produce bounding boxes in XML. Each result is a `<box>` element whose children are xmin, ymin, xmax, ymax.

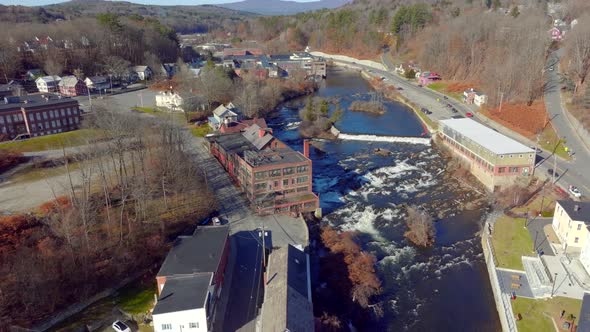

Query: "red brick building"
<box><xmin>207</xmin><ymin>124</ymin><xmax>319</xmax><ymax>215</ymax></box>
<box><xmin>0</xmin><ymin>94</ymin><xmax>81</xmax><ymax>140</ymax></box>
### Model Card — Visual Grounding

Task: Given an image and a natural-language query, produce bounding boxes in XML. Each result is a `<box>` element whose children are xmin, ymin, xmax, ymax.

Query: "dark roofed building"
<box><xmin>152</xmin><ymin>274</ymin><xmax>213</xmax><ymax>315</ymax></box>
<box><xmin>207</xmin><ymin>125</ymin><xmax>318</xmax><ymax>215</ymax></box>
<box><xmin>260</xmin><ymin>244</ymin><xmax>314</xmax><ymax>332</ymax></box>
<box><xmin>153</xmin><ymin>226</ymin><xmax>230</xmax><ymax>332</ymax></box>
<box><xmin>0</xmin><ymin>94</ymin><xmax>81</xmax><ymax>140</ymax></box>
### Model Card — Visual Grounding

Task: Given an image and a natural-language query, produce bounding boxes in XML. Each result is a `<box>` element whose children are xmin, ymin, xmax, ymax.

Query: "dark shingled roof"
<box><xmin>157</xmin><ymin>225</ymin><xmax>229</xmax><ymax>277</ymax></box>
<box><xmin>152</xmin><ymin>274</ymin><xmax>212</xmax><ymax>315</ymax></box>
<box><xmin>558</xmin><ymin>200</ymin><xmax>590</xmax><ymax>223</ymax></box>
<box><xmin>0</xmin><ymin>94</ymin><xmax>77</xmax><ymax>112</ymax></box>
<box><xmin>579</xmin><ymin>293</ymin><xmax>590</xmax><ymax>332</ymax></box>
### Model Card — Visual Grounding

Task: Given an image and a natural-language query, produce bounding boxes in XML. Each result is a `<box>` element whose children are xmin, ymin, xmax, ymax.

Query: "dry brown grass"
<box><xmin>480</xmin><ymin>101</ymin><xmax>548</xmax><ymax>138</ymax></box>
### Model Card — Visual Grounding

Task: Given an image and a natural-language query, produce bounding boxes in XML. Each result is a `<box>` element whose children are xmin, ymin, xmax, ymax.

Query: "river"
<box><xmin>268</xmin><ymin>68</ymin><xmax>501</xmax><ymax>331</ymax></box>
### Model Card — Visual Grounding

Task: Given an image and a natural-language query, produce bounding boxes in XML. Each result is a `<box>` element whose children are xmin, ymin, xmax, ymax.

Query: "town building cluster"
<box><xmin>222</xmin><ymin>49</ymin><xmax>327</xmax><ymax>79</ymax></box>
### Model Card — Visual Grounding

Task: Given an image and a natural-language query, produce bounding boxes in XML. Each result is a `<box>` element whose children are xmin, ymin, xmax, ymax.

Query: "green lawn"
<box><xmin>512</xmin><ymin>296</ymin><xmax>582</xmax><ymax>332</ymax></box>
<box><xmin>491</xmin><ymin>215</ymin><xmax>534</xmax><ymax>270</ymax></box>
<box><xmin>131</xmin><ymin>106</ymin><xmax>159</xmax><ymax>114</ymax></box>
<box><xmin>0</xmin><ymin>129</ymin><xmax>101</xmax><ymax>153</ymax></box>
<box><xmin>115</xmin><ymin>281</ymin><xmax>156</xmax><ymax>315</ymax></box>
<box><xmin>427</xmin><ymin>82</ymin><xmax>463</xmax><ymax>101</ymax></box>
<box><xmin>190</xmin><ymin>123</ymin><xmax>212</xmax><ymax>137</ymax></box>
<box><xmin>538</xmin><ymin>125</ymin><xmax>571</xmax><ymax>160</ymax></box>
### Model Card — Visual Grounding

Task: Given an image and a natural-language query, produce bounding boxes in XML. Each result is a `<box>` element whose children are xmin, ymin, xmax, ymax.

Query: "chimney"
<box><xmin>258</xmin><ymin>129</ymin><xmax>265</xmax><ymax>138</ymax></box>
<box><xmin>303</xmin><ymin>139</ymin><xmax>310</xmax><ymax>158</ymax></box>
<box><xmin>575</xmin><ymin>204</ymin><xmax>580</xmax><ymax>212</ymax></box>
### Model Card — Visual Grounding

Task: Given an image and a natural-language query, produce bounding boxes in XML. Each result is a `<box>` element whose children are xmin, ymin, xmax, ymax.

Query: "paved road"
<box><xmin>323</xmin><ymin>52</ymin><xmax>590</xmax><ymax>196</ymax></box>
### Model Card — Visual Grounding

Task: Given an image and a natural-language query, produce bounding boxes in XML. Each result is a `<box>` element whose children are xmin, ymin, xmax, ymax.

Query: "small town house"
<box><xmin>58</xmin><ymin>76</ymin><xmax>88</xmax><ymax>97</ymax></box>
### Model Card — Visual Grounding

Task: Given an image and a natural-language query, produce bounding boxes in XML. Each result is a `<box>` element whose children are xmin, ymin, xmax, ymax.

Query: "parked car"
<box><xmin>451</xmin><ymin>108</ymin><xmax>458</xmax><ymax>113</ymax></box>
<box><xmin>549</xmin><ymin>66</ymin><xmax>554</xmax><ymax>71</ymax></box>
<box><xmin>112</xmin><ymin>321</ymin><xmax>131</xmax><ymax>332</ymax></box>
<box><xmin>569</xmin><ymin>185</ymin><xmax>582</xmax><ymax>198</ymax></box>
<box><xmin>451</xmin><ymin>115</ymin><xmax>465</xmax><ymax>119</ymax></box>
<box><xmin>213</xmin><ymin>216</ymin><xmax>221</xmax><ymax>225</ymax></box>
<box><xmin>417</xmin><ymin>84</ymin><xmax>423</xmax><ymax>87</ymax></box>
<box><xmin>547</xmin><ymin>168</ymin><xmax>559</xmax><ymax>177</ymax></box>
<box><xmin>466</xmin><ymin>112</ymin><xmax>474</xmax><ymax>117</ymax></box>
<box><xmin>530</xmin><ymin>146</ymin><xmax>542</xmax><ymax>154</ymax></box>
<box><xmin>446</xmin><ymin>104</ymin><xmax>452</xmax><ymax>108</ymax></box>
<box><xmin>443</xmin><ymin>96</ymin><xmax>449</xmax><ymax>100</ymax></box>
<box><xmin>396</xmin><ymin>87</ymin><xmax>404</xmax><ymax>91</ymax></box>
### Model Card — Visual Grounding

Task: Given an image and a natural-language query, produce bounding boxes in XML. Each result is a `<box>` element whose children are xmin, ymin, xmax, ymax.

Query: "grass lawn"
<box><xmin>538</xmin><ymin>125</ymin><xmax>571</xmax><ymax>160</ymax></box>
<box><xmin>131</xmin><ymin>106</ymin><xmax>159</xmax><ymax>114</ymax></box>
<box><xmin>512</xmin><ymin>296</ymin><xmax>582</xmax><ymax>332</ymax></box>
<box><xmin>427</xmin><ymin>82</ymin><xmax>463</xmax><ymax>101</ymax></box>
<box><xmin>115</xmin><ymin>281</ymin><xmax>156</xmax><ymax>315</ymax></box>
<box><xmin>492</xmin><ymin>215</ymin><xmax>534</xmax><ymax>270</ymax></box>
<box><xmin>0</xmin><ymin>129</ymin><xmax>101</xmax><ymax>153</ymax></box>
<box><xmin>9</xmin><ymin>161</ymin><xmax>82</xmax><ymax>185</ymax></box>
<box><xmin>190</xmin><ymin>123</ymin><xmax>212</xmax><ymax>137</ymax></box>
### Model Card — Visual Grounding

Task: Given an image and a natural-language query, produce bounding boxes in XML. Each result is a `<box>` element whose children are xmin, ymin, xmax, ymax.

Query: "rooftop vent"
<box><xmin>575</xmin><ymin>204</ymin><xmax>580</xmax><ymax>212</ymax></box>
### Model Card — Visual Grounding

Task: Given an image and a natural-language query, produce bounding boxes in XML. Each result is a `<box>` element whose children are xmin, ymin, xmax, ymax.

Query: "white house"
<box><xmin>84</xmin><ymin>76</ymin><xmax>110</xmax><ymax>92</ymax></box>
<box><xmin>132</xmin><ymin>66</ymin><xmax>152</xmax><ymax>81</ymax></box>
<box><xmin>155</xmin><ymin>91</ymin><xmax>185</xmax><ymax>112</ymax></box>
<box><xmin>209</xmin><ymin>102</ymin><xmax>240</xmax><ymax>130</ymax></box>
<box><xmin>35</xmin><ymin>75</ymin><xmax>61</xmax><ymax>93</ymax></box>
<box><xmin>152</xmin><ymin>275</ymin><xmax>212</xmax><ymax>332</ymax></box>
<box><xmin>552</xmin><ymin>201</ymin><xmax>590</xmax><ymax>253</ymax></box>
<box><xmin>463</xmin><ymin>88</ymin><xmax>488</xmax><ymax>107</ymax></box>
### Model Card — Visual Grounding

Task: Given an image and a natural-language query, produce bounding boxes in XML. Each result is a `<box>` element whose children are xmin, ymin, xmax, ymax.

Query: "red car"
<box><xmin>466</xmin><ymin>112</ymin><xmax>474</xmax><ymax>117</ymax></box>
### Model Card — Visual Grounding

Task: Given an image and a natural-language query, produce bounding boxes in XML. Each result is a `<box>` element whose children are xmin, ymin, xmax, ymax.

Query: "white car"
<box><xmin>213</xmin><ymin>216</ymin><xmax>221</xmax><ymax>225</ymax></box>
<box><xmin>569</xmin><ymin>185</ymin><xmax>582</xmax><ymax>198</ymax></box>
<box><xmin>112</xmin><ymin>320</ymin><xmax>131</xmax><ymax>332</ymax></box>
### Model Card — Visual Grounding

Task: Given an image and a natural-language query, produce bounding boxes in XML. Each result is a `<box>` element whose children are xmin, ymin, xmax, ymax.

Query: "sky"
<box><xmin>0</xmin><ymin>0</ymin><xmax>320</xmax><ymax>5</ymax></box>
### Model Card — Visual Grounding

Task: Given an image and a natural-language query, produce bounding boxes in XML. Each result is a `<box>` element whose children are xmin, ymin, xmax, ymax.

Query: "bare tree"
<box><xmin>564</xmin><ymin>16</ymin><xmax>590</xmax><ymax>95</ymax></box>
<box><xmin>0</xmin><ymin>39</ymin><xmax>20</xmax><ymax>83</ymax></box>
<box><xmin>44</xmin><ymin>58</ymin><xmax>64</xmax><ymax>76</ymax></box>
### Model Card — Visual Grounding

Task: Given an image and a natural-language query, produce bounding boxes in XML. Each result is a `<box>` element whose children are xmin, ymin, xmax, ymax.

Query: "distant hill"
<box><xmin>0</xmin><ymin>0</ymin><xmax>255</xmax><ymax>33</ymax></box>
<box><xmin>218</xmin><ymin>0</ymin><xmax>351</xmax><ymax>15</ymax></box>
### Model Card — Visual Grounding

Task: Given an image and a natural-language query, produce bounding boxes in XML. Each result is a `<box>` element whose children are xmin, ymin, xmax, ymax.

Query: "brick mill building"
<box><xmin>0</xmin><ymin>94</ymin><xmax>81</xmax><ymax>140</ymax></box>
<box><xmin>439</xmin><ymin>118</ymin><xmax>535</xmax><ymax>191</ymax></box>
<box><xmin>207</xmin><ymin>124</ymin><xmax>319</xmax><ymax>215</ymax></box>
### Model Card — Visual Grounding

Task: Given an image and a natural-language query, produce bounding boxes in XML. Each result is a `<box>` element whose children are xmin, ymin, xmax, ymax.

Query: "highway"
<box><xmin>322</xmin><ymin>52</ymin><xmax>590</xmax><ymax>197</ymax></box>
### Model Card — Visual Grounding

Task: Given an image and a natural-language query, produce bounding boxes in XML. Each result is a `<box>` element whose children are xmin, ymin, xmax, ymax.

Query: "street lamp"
<box><xmin>551</xmin><ymin>272</ymin><xmax>559</xmax><ymax>297</ymax></box>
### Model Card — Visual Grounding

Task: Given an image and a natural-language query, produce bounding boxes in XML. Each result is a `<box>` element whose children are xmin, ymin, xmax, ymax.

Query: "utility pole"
<box><xmin>551</xmin><ymin>272</ymin><xmax>558</xmax><ymax>297</ymax></box>
<box><xmin>498</xmin><ymin>91</ymin><xmax>504</xmax><ymax>113</ymax></box>
<box><xmin>87</xmin><ymin>86</ymin><xmax>92</xmax><ymax>111</ymax></box>
<box><xmin>139</xmin><ymin>92</ymin><xmax>144</xmax><ymax>108</ymax></box>
<box><xmin>552</xmin><ymin>149</ymin><xmax>557</xmax><ymax>184</ymax></box>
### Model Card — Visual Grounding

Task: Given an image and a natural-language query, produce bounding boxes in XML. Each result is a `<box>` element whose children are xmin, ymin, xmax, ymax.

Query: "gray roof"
<box><xmin>213</xmin><ymin>103</ymin><xmax>239</xmax><ymax>119</ymax></box>
<box><xmin>36</xmin><ymin>75</ymin><xmax>61</xmax><ymax>83</ymax></box>
<box><xmin>242</xmin><ymin>124</ymin><xmax>273</xmax><ymax>150</ymax></box>
<box><xmin>58</xmin><ymin>76</ymin><xmax>81</xmax><ymax>87</ymax></box>
<box><xmin>579</xmin><ymin>293</ymin><xmax>590</xmax><ymax>332</ymax></box>
<box><xmin>157</xmin><ymin>225</ymin><xmax>229</xmax><ymax>277</ymax></box>
<box><xmin>260</xmin><ymin>244</ymin><xmax>313</xmax><ymax>332</ymax></box>
<box><xmin>557</xmin><ymin>200</ymin><xmax>590</xmax><ymax>222</ymax></box>
<box><xmin>133</xmin><ymin>65</ymin><xmax>150</xmax><ymax>72</ymax></box>
<box><xmin>152</xmin><ymin>274</ymin><xmax>212</xmax><ymax>315</ymax></box>
<box><xmin>85</xmin><ymin>76</ymin><xmax>107</xmax><ymax>84</ymax></box>
<box><xmin>0</xmin><ymin>94</ymin><xmax>77</xmax><ymax>112</ymax></box>
<box><xmin>440</xmin><ymin>118</ymin><xmax>534</xmax><ymax>155</ymax></box>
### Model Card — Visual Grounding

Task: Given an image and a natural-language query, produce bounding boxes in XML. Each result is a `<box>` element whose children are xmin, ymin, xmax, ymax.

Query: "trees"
<box><xmin>391</xmin><ymin>4</ymin><xmax>432</xmax><ymax>36</ymax></box>
<box><xmin>404</xmin><ymin>205</ymin><xmax>435</xmax><ymax>247</ymax></box>
<box><xmin>564</xmin><ymin>16</ymin><xmax>590</xmax><ymax>95</ymax></box>
<box><xmin>44</xmin><ymin>58</ymin><xmax>63</xmax><ymax>76</ymax></box>
<box><xmin>0</xmin><ymin>39</ymin><xmax>20</xmax><ymax>83</ymax></box>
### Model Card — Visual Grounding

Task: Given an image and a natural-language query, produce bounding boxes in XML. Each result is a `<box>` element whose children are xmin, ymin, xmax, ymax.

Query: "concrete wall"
<box><xmin>309</xmin><ymin>51</ymin><xmax>387</xmax><ymax>71</ymax></box>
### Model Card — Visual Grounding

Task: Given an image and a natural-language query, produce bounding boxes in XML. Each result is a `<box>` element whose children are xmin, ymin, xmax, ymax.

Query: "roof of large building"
<box><xmin>579</xmin><ymin>293</ymin><xmax>590</xmax><ymax>332</ymax></box>
<box><xmin>260</xmin><ymin>245</ymin><xmax>313</xmax><ymax>332</ymax></box>
<box><xmin>557</xmin><ymin>200</ymin><xmax>590</xmax><ymax>222</ymax></box>
<box><xmin>0</xmin><ymin>94</ymin><xmax>77</xmax><ymax>112</ymax></box>
<box><xmin>213</xmin><ymin>102</ymin><xmax>239</xmax><ymax>119</ymax></box>
<box><xmin>157</xmin><ymin>225</ymin><xmax>229</xmax><ymax>277</ymax></box>
<box><xmin>440</xmin><ymin>118</ymin><xmax>534</xmax><ymax>155</ymax></box>
<box><xmin>242</xmin><ymin>124</ymin><xmax>273</xmax><ymax>150</ymax></box>
<box><xmin>152</xmin><ymin>274</ymin><xmax>212</xmax><ymax>315</ymax></box>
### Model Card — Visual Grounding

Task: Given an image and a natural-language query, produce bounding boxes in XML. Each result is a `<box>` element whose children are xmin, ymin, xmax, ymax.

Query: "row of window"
<box><xmin>33</xmin><ymin>118</ymin><xmax>78</xmax><ymax>131</ymax></box>
<box><xmin>0</xmin><ymin>108</ymin><xmax>78</xmax><ymax>125</ymax></box>
<box><xmin>254</xmin><ymin>165</ymin><xmax>309</xmax><ymax>179</ymax></box>
<box><xmin>499</xmin><ymin>153</ymin><xmax>534</xmax><ymax>159</ymax></box>
<box><xmin>497</xmin><ymin>166</ymin><xmax>520</xmax><ymax>174</ymax></box>
<box><xmin>254</xmin><ymin>177</ymin><xmax>310</xmax><ymax>192</ymax></box>
<box><xmin>161</xmin><ymin>322</ymin><xmax>199</xmax><ymax>330</ymax></box>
